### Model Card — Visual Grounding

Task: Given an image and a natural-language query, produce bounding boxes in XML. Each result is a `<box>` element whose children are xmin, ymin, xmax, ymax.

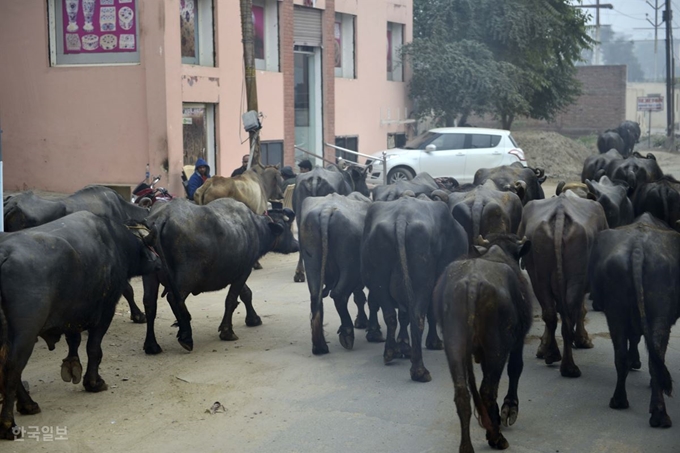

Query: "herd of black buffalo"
<box><xmin>1</xmin><ymin>122</ymin><xmax>679</xmax><ymax>452</ymax></box>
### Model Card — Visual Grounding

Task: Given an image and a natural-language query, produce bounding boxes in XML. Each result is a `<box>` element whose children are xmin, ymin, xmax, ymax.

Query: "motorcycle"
<box><xmin>132</xmin><ymin>175</ymin><xmax>174</xmax><ymax>208</ymax></box>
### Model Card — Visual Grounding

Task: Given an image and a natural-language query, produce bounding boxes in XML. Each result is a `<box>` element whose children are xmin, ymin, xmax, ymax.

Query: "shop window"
<box><xmin>261</xmin><ymin>141</ymin><xmax>284</xmax><ymax>166</ymax></box>
<box><xmin>334</xmin><ymin>13</ymin><xmax>356</xmax><ymax>79</ymax></box>
<box><xmin>48</xmin><ymin>0</ymin><xmax>140</xmax><ymax>65</ymax></box>
<box><xmin>253</xmin><ymin>0</ymin><xmax>280</xmax><ymax>72</ymax></box>
<box><xmin>387</xmin><ymin>22</ymin><xmax>404</xmax><ymax>82</ymax></box>
<box><xmin>180</xmin><ymin>0</ymin><xmax>215</xmax><ymax>66</ymax></box>
<box><xmin>335</xmin><ymin>136</ymin><xmax>358</xmax><ymax>163</ymax></box>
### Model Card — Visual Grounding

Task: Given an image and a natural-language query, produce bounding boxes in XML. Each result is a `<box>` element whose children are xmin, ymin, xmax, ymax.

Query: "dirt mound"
<box><xmin>513</xmin><ymin>131</ymin><xmax>595</xmax><ymax>182</ymax></box>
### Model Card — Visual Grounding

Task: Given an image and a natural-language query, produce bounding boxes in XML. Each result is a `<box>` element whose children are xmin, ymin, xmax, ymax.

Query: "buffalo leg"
<box><xmin>60</xmin><ymin>332</ymin><xmax>83</xmax><ymax>384</ymax></box>
<box><xmin>219</xmin><ymin>275</ymin><xmax>250</xmax><ymax>341</ymax></box>
<box><xmin>534</xmin><ymin>283</ymin><xmax>561</xmax><ymax>364</ymax></box>
<box><xmin>82</xmin><ymin>317</ymin><xmax>114</xmax><ymax>393</ymax></box>
<box><xmin>501</xmin><ymin>343</ymin><xmax>524</xmax><ymax>427</ymax></box>
<box><xmin>365</xmin><ymin>291</ymin><xmax>384</xmax><ymax>343</ymax></box>
<box><xmin>142</xmin><ymin>274</ymin><xmax>163</xmax><ymax>354</ymax></box>
<box><xmin>396</xmin><ymin>309</ymin><xmax>411</xmax><ymax>359</ymax></box>
<box><xmin>607</xmin><ymin>314</ymin><xmax>630</xmax><ymax>410</ymax></box>
<box><xmin>240</xmin><ymin>284</ymin><xmax>261</xmax><ymax>327</ymax></box>
<box><xmin>445</xmin><ymin>347</ymin><xmax>475</xmax><ymax>453</ymax></box>
<box><xmin>480</xmin><ymin>360</ymin><xmax>508</xmax><ymax>450</ymax></box>
<box><xmin>1</xmin><ymin>334</ymin><xmax>38</xmax><ymax>439</ymax></box>
<box><xmin>10</xmin><ymin>333</ymin><xmax>41</xmax><ymax>417</ymax></box>
<box><xmin>294</xmin><ymin>254</ymin><xmax>306</xmax><ymax>283</ymax></box>
<box><xmin>573</xmin><ymin>298</ymin><xmax>593</xmax><ymax>349</ymax></box>
<box><xmin>122</xmin><ymin>282</ymin><xmax>146</xmax><ymax>324</ymax></box>
<box><xmin>648</xmin><ymin>323</ymin><xmax>672</xmax><ymax>428</ymax></box>
<box><xmin>408</xmin><ymin>304</ymin><xmax>431</xmax><ymax>382</ymax></box>
<box><xmin>375</xmin><ymin>289</ymin><xmax>399</xmax><ymax>364</ymax></box>
<box><xmin>310</xmin><ymin>293</ymin><xmax>328</xmax><ymax>355</ymax></box>
<box><xmin>333</xmin><ymin>292</ymin><xmax>355</xmax><ymax>350</ymax></box>
<box><xmin>558</xmin><ymin>306</ymin><xmax>580</xmax><ymax>378</ymax></box>
<box><xmin>352</xmin><ymin>288</ymin><xmax>368</xmax><ymax>329</ymax></box>
<box><xmin>425</xmin><ymin>302</ymin><xmax>443</xmax><ymax>350</ymax></box>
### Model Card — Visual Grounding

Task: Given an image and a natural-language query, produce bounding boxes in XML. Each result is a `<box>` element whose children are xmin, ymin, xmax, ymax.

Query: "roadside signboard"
<box><xmin>637</xmin><ymin>95</ymin><xmax>664</xmax><ymax>112</ymax></box>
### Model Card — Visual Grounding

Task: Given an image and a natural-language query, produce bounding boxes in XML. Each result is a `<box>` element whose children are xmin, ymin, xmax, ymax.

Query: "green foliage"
<box><xmin>404</xmin><ymin>0</ymin><xmax>593</xmax><ymax>129</ymax></box>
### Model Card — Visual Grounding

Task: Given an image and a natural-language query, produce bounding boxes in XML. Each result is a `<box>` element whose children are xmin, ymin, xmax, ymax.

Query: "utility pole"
<box><xmin>574</xmin><ymin>1</ymin><xmax>614</xmax><ymax>65</ymax></box>
<box><xmin>646</xmin><ymin>0</ymin><xmax>664</xmax><ymax>81</ymax></box>
<box><xmin>664</xmin><ymin>0</ymin><xmax>675</xmax><ymax>147</ymax></box>
<box><xmin>239</xmin><ymin>0</ymin><xmax>262</xmax><ymax>166</ymax></box>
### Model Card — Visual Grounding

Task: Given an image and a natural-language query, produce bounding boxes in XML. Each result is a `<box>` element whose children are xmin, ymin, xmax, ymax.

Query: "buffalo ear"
<box><xmin>470</xmin><ymin>245</ymin><xmax>487</xmax><ymax>257</ymax></box>
<box><xmin>515</xmin><ymin>180</ymin><xmax>527</xmax><ymax>201</ymax></box>
<box><xmin>268</xmin><ymin>221</ymin><xmax>284</xmax><ymax>237</ymax></box>
<box><xmin>474</xmin><ymin>235</ymin><xmax>490</xmax><ymax>247</ymax></box>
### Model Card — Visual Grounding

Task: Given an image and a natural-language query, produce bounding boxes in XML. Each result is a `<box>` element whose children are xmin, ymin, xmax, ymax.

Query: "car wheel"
<box><xmin>387</xmin><ymin>167</ymin><xmax>414</xmax><ymax>184</ymax></box>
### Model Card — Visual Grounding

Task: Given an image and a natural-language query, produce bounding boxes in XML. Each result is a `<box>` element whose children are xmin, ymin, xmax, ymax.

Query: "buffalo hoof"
<box><xmin>294</xmin><ymin>272</ymin><xmax>306</xmax><ymax>283</ymax></box>
<box><xmin>144</xmin><ymin>342</ymin><xmax>163</xmax><ymax>355</ymax></box>
<box><xmin>487</xmin><ymin>433</ymin><xmax>509</xmax><ymax>450</ymax></box>
<box><xmin>630</xmin><ymin>359</ymin><xmax>642</xmax><ymax>370</ymax></box>
<box><xmin>219</xmin><ymin>328</ymin><xmax>239</xmax><ymax>341</ymax></box>
<box><xmin>410</xmin><ymin>366</ymin><xmax>432</xmax><ymax>383</ymax></box>
<box><xmin>501</xmin><ymin>403</ymin><xmax>518</xmax><ymax>427</ymax></box>
<box><xmin>0</xmin><ymin>421</ymin><xmax>18</xmax><ymax>440</ymax></box>
<box><xmin>245</xmin><ymin>314</ymin><xmax>262</xmax><ymax>327</ymax></box>
<box><xmin>83</xmin><ymin>377</ymin><xmax>108</xmax><ymax>393</ymax></box>
<box><xmin>383</xmin><ymin>347</ymin><xmax>395</xmax><ymax>364</ymax></box>
<box><xmin>650</xmin><ymin>410</ymin><xmax>672</xmax><ymax>428</ymax></box>
<box><xmin>560</xmin><ymin>364</ymin><xmax>581</xmax><ymax>378</ymax></box>
<box><xmin>574</xmin><ymin>336</ymin><xmax>593</xmax><ymax>349</ymax></box>
<box><xmin>130</xmin><ymin>311</ymin><xmax>147</xmax><ymax>324</ymax></box>
<box><xmin>353</xmin><ymin>314</ymin><xmax>368</xmax><ymax>330</ymax></box>
<box><xmin>397</xmin><ymin>339</ymin><xmax>412</xmax><ymax>359</ymax></box>
<box><xmin>253</xmin><ymin>261</ymin><xmax>263</xmax><ymax>270</ymax></box>
<box><xmin>426</xmin><ymin>337</ymin><xmax>444</xmax><ymax>350</ymax></box>
<box><xmin>312</xmin><ymin>343</ymin><xmax>329</xmax><ymax>355</ymax></box>
<box><xmin>609</xmin><ymin>396</ymin><xmax>629</xmax><ymax>410</ymax></box>
<box><xmin>592</xmin><ymin>299</ymin><xmax>603</xmax><ymax>312</ymax></box>
<box><xmin>338</xmin><ymin>328</ymin><xmax>355</xmax><ymax>350</ymax></box>
<box><xmin>366</xmin><ymin>329</ymin><xmax>385</xmax><ymax>343</ymax></box>
<box><xmin>178</xmin><ymin>335</ymin><xmax>194</xmax><ymax>351</ymax></box>
<box><xmin>17</xmin><ymin>400</ymin><xmax>41</xmax><ymax>415</ymax></box>
<box><xmin>61</xmin><ymin>357</ymin><xmax>83</xmax><ymax>384</ymax></box>
<box><xmin>539</xmin><ymin>344</ymin><xmax>561</xmax><ymax>365</ymax></box>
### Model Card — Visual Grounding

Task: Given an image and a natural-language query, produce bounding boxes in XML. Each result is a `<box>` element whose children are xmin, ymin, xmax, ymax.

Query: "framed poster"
<box><xmin>62</xmin><ymin>0</ymin><xmax>137</xmax><ymax>54</ymax></box>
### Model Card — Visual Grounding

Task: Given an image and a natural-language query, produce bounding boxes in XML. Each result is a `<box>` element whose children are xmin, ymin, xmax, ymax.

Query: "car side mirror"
<box><xmin>425</xmin><ymin>144</ymin><xmax>437</xmax><ymax>153</ymax></box>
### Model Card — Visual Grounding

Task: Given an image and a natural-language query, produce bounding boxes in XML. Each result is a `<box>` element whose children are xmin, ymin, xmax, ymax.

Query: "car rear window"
<box><xmin>509</xmin><ymin>134</ymin><xmax>519</xmax><ymax>147</ymax></box>
<box><xmin>468</xmin><ymin>134</ymin><xmax>501</xmax><ymax>149</ymax></box>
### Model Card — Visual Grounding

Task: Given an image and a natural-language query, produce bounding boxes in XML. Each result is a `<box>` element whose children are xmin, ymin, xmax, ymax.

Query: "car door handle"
<box><xmin>456</xmin><ymin>153</ymin><xmax>465</xmax><ymax>156</ymax></box>
<box><xmin>492</xmin><ymin>151</ymin><xmax>502</xmax><ymax>155</ymax></box>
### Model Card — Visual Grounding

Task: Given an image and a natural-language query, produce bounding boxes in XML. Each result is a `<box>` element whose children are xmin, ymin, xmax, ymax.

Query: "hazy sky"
<box><xmin>574</xmin><ymin>0</ymin><xmax>680</xmax><ymax>41</ymax></box>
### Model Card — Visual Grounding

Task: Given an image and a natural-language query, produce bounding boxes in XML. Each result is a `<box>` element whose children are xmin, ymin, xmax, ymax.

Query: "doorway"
<box><xmin>294</xmin><ymin>46</ymin><xmax>322</xmax><ymax>164</ymax></box>
<box><xmin>182</xmin><ymin>103</ymin><xmax>216</xmax><ymax>173</ymax></box>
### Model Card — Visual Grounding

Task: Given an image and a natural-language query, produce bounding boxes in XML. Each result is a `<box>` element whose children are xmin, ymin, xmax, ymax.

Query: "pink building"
<box><xmin>0</xmin><ymin>0</ymin><xmax>413</xmax><ymax>196</ymax></box>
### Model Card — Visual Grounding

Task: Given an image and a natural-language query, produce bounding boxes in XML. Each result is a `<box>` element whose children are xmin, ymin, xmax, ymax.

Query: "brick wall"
<box><xmin>281</xmin><ymin>0</ymin><xmax>295</xmax><ymax>166</ymax></box>
<box><xmin>472</xmin><ymin>65</ymin><xmax>627</xmax><ymax>136</ymax></box>
<box><xmin>322</xmin><ymin>0</ymin><xmax>336</xmax><ymax>162</ymax></box>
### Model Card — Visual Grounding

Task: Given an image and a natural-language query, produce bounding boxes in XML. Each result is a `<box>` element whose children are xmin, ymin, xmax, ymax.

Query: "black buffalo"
<box><xmin>3</xmin><ymin>186</ymin><xmax>151</xmax><ymax>323</ymax></box>
<box><xmin>372</xmin><ymin>172</ymin><xmax>440</xmax><ymax>201</ymax></box>
<box><xmin>597</xmin><ymin>130</ymin><xmax>625</xmax><ymax>155</ymax></box>
<box><xmin>632</xmin><ymin>175</ymin><xmax>680</xmax><ymax>232</ymax></box>
<box><xmin>581</xmin><ymin>149</ymin><xmax>623</xmax><ymax>183</ymax></box>
<box><xmin>361</xmin><ymin>197</ymin><xmax>468</xmax><ymax>382</ymax></box>
<box><xmin>616</xmin><ymin>120</ymin><xmax>642</xmax><ymax>157</ymax></box>
<box><xmin>300</xmin><ymin>193</ymin><xmax>382</xmax><ymax>354</ymax></box>
<box><xmin>292</xmin><ymin>165</ymin><xmax>371</xmax><ymax>282</ymax></box>
<box><xmin>473</xmin><ymin>162</ymin><xmax>546</xmax><ymax>206</ymax></box>
<box><xmin>449</xmin><ymin>180</ymin><xmax>523</xmax><ymax>244</ymax></box>
<box><xmin>141</xmin><ymin>198</ymin><xmax>299</xmax><ymax>354</ymax></box>
<box><xmin>603</xmin><ymin>152</ymin><xmax>663</xmax><ymax>194</ymax></box>
<box><xmin>0</xmin><ymin>212</ymin><xmax>159</xmax><ymax>439</ymax></box>
<box><xmin>585</xmin><ymin>176</ymin><xmax>634</xmax><ymax>228</ymax></box>
<box><xmin>434</xmin><ymin>234</ymin><xmax>534</xmax><ymax>452</ymax></box>
<box><xmin>519</xmin><ymin>193</ymin><xmax>608</xmax><ymax>378</ymax></box>
<box><xmin>589</xmin><ymin>213</ymin><xmax>680</xmax><ymax>428</ymax></box>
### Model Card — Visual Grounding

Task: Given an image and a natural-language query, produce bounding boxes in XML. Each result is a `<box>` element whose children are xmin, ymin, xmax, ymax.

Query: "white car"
<box><xmin>366</xmin><ymin>127</ymin><xmax>527</xmax><ymax>185</ymax></box>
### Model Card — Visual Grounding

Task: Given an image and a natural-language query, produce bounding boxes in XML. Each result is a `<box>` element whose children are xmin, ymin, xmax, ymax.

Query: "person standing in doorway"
<box><xmin>187</xmin><ymin>158</ymin><xmax>210</xmax><ymax>201</ymax></box>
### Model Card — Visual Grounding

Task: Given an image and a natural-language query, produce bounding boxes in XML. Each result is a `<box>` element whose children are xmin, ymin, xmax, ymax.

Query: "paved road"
<box><xmin>10</xmin><ymin>251</ymin><xmax>680</xmax><ymax>453</ymax></box>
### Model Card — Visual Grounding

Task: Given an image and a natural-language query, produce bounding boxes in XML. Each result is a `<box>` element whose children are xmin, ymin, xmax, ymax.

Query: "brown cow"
<box><xmin>194</xmin><ymin>166</ymin><xmax>284</xmax><ymax>214</ymax></box>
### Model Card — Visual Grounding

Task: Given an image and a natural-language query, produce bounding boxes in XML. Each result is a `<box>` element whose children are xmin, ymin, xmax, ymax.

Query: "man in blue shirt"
<box><xmin>187</xmin><ymin>158</ymin><xmax>210</xmax><ymax>200</ymax></box>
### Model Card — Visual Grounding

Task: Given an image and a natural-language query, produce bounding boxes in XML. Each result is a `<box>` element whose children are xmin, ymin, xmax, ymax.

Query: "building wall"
<box><xmin>334</xmin><ymin>0</ymin><xmax>413</xmax><ymax>157</ymax></box>
<box><xmin>0</xmin><ymin>0</ymin><xmax>411</xmax><ymax>194</ymax></box>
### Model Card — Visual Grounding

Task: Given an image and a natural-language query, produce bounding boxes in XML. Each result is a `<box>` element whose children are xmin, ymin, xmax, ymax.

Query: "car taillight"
<box><xmin>508</xmin><ymin>149</ymin><xmax>525</xmax><ymax>161</ymax></box>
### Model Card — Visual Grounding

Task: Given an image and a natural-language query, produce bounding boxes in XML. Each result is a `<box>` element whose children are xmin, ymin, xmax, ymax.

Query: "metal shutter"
<box><xmin>294</xmin><ymin>6</ymin><xmax>322</xmax><ymax>47</ymax></box>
